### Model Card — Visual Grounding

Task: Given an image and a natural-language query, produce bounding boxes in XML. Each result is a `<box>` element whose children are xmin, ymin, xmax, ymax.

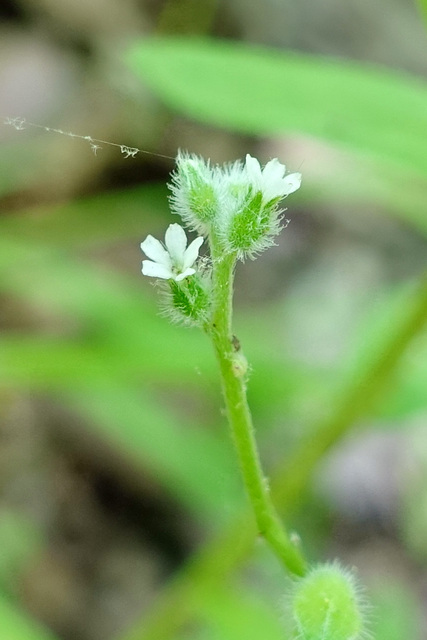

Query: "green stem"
<box><xmin>208</xmin><ymin>236</ymin><xmax>307</xmax><ymax>577</ymax></box>
<box><xmin>123</xmin><ymin>272</ymin><xmax>427</xmax><ymax>640</ymax></box>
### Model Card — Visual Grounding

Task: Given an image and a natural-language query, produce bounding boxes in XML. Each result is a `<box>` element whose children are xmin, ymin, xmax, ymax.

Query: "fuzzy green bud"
<box><xmin>291</xmin><ymin>563</ymin><xmax>367</xmax><ymax>640</ymax></box>
<box><xmin>166</xmin><ymin>274</ymin><xmax>211</xmax><ymax>328</ymax></box>
<box><xmin>219</xmin><ymin>154</ymin><xmax>301</xmax><ymax>259</ymax></box>
<box><xmin>226</xmin><ymin>189</ymin><xmax>282</xmax><ymax>257</ymax></box>
<box><xmin>169</xmin><ymin>152</ymin><xmax>219</xmax><ymax>233</ymax></box>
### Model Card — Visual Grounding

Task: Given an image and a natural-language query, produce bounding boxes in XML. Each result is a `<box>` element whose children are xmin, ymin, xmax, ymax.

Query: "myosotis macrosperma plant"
<box><xmin>141</xmin><ymin>152</ymin><xmax>370</xmax><ymax>638</ymax></box>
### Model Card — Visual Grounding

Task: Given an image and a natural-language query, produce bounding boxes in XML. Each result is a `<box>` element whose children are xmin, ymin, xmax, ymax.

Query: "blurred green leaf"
<box><xmin>378</xmin><ymin>337</ymin><xmax>427</xmax><ymax>419</ymax></box>
<box><xmin>0</xmin><ymin>184</ymin><xmax>169</xmax><ymax>248</ymax></box>
<box><xmin>194</xmin><ymin>582</ymin><xmax>286</xmax><ymax>640</ymax></box>
<box><xmin>343</xmin><ymin>279</ymin><xmax>427</xmax><ymax>422</ymax></box>
<box><xmin>126</xmin><ymin>38</ymin><xmax>427</xmax><ymax>177</ymax></box>
<box><xmin>0</xmin><ymin>596</ymin><xmax>57</xmax><ymax>640</ymax></box>
<box><xmin>370</xmin><ymin>582</ymin><xmax>421</xmax><ymax>640</ymax></box>
<box><xmin>417</xmin><ymin>0</ymin><xmax>427</xmax><ymax>27</ymax></box>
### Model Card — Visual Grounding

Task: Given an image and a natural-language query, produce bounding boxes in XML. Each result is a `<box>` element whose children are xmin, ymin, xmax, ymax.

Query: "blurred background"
<box><xmin>1</xmin><ymin>1</ymin><xmax>427</xmax><ymax>639</ymax></box>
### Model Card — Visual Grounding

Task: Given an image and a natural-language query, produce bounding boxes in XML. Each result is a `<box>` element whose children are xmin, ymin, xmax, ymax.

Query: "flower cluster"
<box><xmin>140</xmin><ymin>152</ymin><xmax>301</xmax><ymax>324</ymax></box>
<box><xmin>168</xmin><ymin>152</ymin><xmax>301</xmax><ymax>258</ymax></box>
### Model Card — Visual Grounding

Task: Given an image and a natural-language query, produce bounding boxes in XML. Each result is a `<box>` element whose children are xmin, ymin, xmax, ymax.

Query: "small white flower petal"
<box><xmin>262</xmin><ymin>158</ymin><xmax>286</xmax><ymax>183</ymax></box>
<box><xmin>182</xmin><ymin>236</ymin><xmax>203</xmax><ymax>271</ymax></box>
<box><xmin>263</xmin><ymin>181</ymin><xmax>286</xmax><ymax>202</ymax></box>
<box><xmin>142</xmin><ymin>260</ymin><xmax>173</xmax><ymax>280</ymax></box>
<box><xmin>281</xmin><ymin>172</ymin><xmax>302</xmax><ymax>195</ymax></box>
<box><xmin>165</xmin><ymin>224</ymin><xmax>187</xmax><ymax>265</ymax></box>
<box><xmin>175</xmin><ymin>267</ymin><xmax>196</xmax><ymax>281</ymax></box>
<box><xmin>141</xmin><ymin>235</ymin><xmax>172</xmax><ymax>268</ymax></box>
<box><xmin>244</xmin><ymin>154</ymin><xmax>300</xmax><ymax>202</ymax></box>
<box><xmin>245</xmin><ymin>154</ymin><xmax>262</xmax><ymax>184</ymax></box>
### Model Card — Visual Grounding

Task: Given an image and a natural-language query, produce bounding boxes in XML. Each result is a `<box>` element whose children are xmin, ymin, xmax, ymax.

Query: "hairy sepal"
<box><xmin>163</xmin><ymin>274</ymin><xmax>211</xmax><ymax>328</ymax></box>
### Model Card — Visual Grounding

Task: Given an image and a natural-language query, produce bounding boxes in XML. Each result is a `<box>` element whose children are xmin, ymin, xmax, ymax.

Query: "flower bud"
<box><xmin>169</xmin><ymin>152</ymin><xmax>219</xmax><ymax>233</ymax></box>
<box><xmin>226</xmin><ymin>190</ymin><xmax>282</xmax><ymax>258</ymax></box>
<box><xmin>165</xmin><ymin>274</ymin><xmax>211</xmax><ymax>328</ymax></box>
<box><xmin>220</xmin><ymin>155</ymin><xmax>301</xmax><ymax>259</ymax></box>
<box><xmin>291</xmin><ymin>563</ymin><xmax>368</xmax><ymax>640</ymax></box>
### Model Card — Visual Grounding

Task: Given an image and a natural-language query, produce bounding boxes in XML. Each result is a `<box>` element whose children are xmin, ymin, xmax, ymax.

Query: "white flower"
<box><xmin>244</xmin><ymin>154</ymin><xmax>302</xmax><ymax>202</ymax></box>
<box><xmin>141</xmin><ymin>223</ymin><xmax>203</xmax><ymax>281</ymax></box>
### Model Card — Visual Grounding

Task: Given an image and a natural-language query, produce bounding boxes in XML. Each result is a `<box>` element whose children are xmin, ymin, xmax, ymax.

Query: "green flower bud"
<box><xmin>291</xmin><ymin>563</ymin><xmax>368</xmax><ymax>640</ymax></box>
<box><xmin>225</xmin><ymin>189</ymin><xmax>283</xmax><ymax>258</ymax></box>
<box><xmin>169</xmin><ymin>151</ymin><xmax>219</xmax><ymax>233</ymax></box>
<box><xmin>219</xmin><ymin>154</ymin><xmax>301</xmax><ymax>259</ymax></box>
<box><xmin>165</xmin><ymin>273</ymin><xmax>211</xmax><ymax>328</ymax></box>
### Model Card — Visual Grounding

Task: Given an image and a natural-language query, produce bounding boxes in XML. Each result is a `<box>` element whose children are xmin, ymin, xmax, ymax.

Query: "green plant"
<box><xmin>139</xmin><ymin>151</ymin><xmax>369</xmax><ymax>638</ymax></box>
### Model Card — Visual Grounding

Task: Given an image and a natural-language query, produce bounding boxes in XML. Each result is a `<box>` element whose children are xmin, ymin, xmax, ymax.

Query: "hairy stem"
<box><xmin>208</xmin><ymin>235</ymin><xmax>307</xmax><ymax>577</ymax></box>
<box><xmin>123</xmin><ymin>272</ymin><xmax>427</xmax><ymax>640</ymax></box>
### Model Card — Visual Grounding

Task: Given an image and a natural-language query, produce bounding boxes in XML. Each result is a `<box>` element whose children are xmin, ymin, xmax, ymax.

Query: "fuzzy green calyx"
<box><xmin>226</xmin><ymin>190</ymin><xmax>282</xmax><ymax>258</ymax></box>
<box><xmin>167</xmin><ymin>275</ymin><xmax>211</xmax><ymax>327</ymax></box>
<box><xmin>186</xmin><ymin>165</ymin><xmax>218</xmax><ymax>223</ymax></box>
<box><xmin>291</xmin><ymin>564</ymin><xmax>366</xmax><ymax>640</ymax></box>
<box><xmin>169</xmin><ymin>153</ymin><xmax>219</xmax><ymax>232</ymax></box>
<box><xmin>221</xmin><ymin>153</ymin><xmax>301</xmax><ymax>258</ymax></box>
